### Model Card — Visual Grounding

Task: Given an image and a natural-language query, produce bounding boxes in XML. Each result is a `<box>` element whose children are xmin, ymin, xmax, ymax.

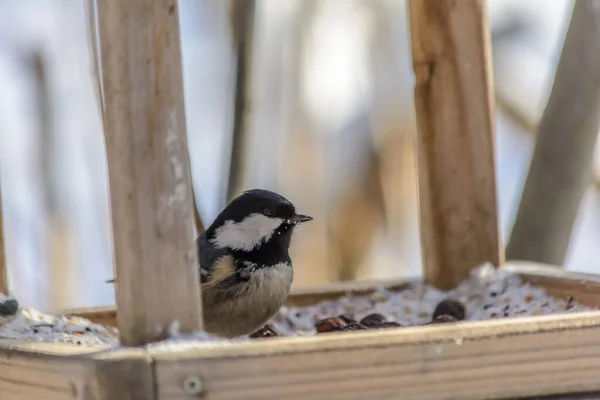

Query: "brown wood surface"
<box><xmin>150</xmin><ymin>311</ymin><xmax>600</xmax><ymax>400</ymax></box>
<box><xmin>408</xmin><ymin>0</ymin><xmax>502</xmax><ymax>289</ymax></box>
<box><xmin>0</xmin><ymin>343</ymin><xmax>154</xmax><ymax>400</ymax></box>
<box><xmin>96</xmin><ymin>0</ymin><xmax>202</xmax><ymax>346</ymax></box>
<box><xmin>0</xmin><ymin>185</ymin><xmax>7</xmax><ymax>296</ymax></box>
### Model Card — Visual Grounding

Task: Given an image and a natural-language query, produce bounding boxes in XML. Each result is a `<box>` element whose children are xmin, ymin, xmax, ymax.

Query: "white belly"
<box><xmin>202</xmin><ymin>263</ymin><xmax>293</xmax><ymax>338</ymax></box>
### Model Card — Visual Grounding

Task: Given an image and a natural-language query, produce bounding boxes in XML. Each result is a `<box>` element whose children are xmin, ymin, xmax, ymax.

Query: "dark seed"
<box><xmin>432</xmin><ymin>299</ymin><xmax>466</xmax><ymax>321</ymax></box>
<box><xmin>315</xmin><ymin>317</ymin><xmax>349</xmax><ymax>333</ymax></box>
<box><xmin>483</xmin><ymin>304</ymin><xmax>491</xmax><ymax>310</ymax></box>
<box><xmin>359</xmin><ymin>313</ymin><xmax>387</xmax><ymax>327</ymax></box>
<box><xmin>341</xmin><ymin>323</ymin><xmax>368</xmax><ymax>331</ymax></box>
<box><xmin>490</xmin><ymin>292</ymin><xmax>498</xmax><ymax>297</ymax></box>
<box><xmin>426</xmin><ymin>315</ymin><xmax>457</xmax><ymax>324</ymax></box>
<box><xmin>249</xmin><ymin>324</ymin><xmax>279</xmax><ymax>338</ymax></box>
<box><xmin>0</xmin><ymin>298</ymin><xmax>19</xmax><ymax>317</ymax></box>
<box><xmin>565</xmin><ymin>296</ymin><xmax>575</xmax><ymax>310</ymax></box>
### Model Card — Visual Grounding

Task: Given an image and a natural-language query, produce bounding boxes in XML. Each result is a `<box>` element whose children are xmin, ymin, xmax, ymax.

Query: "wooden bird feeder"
<box><xmin>3</xmin><ymin>1</ymin><xmax>600</xmax><ymax>399</ymax></box>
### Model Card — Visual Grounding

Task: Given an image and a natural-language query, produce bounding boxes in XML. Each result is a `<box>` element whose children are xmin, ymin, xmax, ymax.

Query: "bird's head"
<box><xmin>205</xmin><ymin>189</ymin><xmax>312</xmax><ymax>263</ymax></box>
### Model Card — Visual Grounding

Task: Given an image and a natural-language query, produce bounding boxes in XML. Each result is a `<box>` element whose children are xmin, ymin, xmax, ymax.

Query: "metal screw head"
<box><xmin>183</xmin><ymin>376</ymin><xmax>203</xmax><ymax>396</ymax></box>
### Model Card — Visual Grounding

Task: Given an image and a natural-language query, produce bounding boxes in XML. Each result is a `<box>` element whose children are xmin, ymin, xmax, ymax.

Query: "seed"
<box><xmin>432</xmin><ymin>299</ymin><xmax>466</xmax><ymax>321</ymax></box>
<box><xmin>359</xmin><ymin>313</ymin><xmax>387</xmax><ymax>327</ymax></box>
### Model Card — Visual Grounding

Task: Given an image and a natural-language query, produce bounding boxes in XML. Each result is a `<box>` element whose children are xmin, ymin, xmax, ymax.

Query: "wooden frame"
<box><xmin>2</xmin><ymin>1</ymin><xmax>600</xmax><ymax>399</ymax></box>
<box><xmin>4</xmin><ymin>261</ymin><xmax>600</xmax><ymax>399</ymax></box>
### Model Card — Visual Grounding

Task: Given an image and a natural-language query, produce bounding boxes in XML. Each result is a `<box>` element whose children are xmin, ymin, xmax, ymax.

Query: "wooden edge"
<box><xmin>0</xmin><ymin>341</ymin><xmax>154</xmax><ymax>400</ymax></box>
<box><xmin>147</xmin><ymin>310</ymin><xmax>600</xmax><ymax>359</ymax></box>
<box><xmin>150</xmin><ymin>312</ymin><xmax>600</xmax><ymax>399</ymax></box>
<box><xmin>504</xmin><ymin>260</ymin><xmax>600</xmax><ymax>308</ymax></box>
<box><xmin>0</xmin><ymin>339</ymin><xmax>105</xmax><ymax>356</ymax></box>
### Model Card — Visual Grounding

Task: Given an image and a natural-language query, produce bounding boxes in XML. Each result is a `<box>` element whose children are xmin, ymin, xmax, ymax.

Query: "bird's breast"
<box><xmin>202</xmin><ymin>262</ymin><xmax>293</xmax><ymax>338</ymax></box>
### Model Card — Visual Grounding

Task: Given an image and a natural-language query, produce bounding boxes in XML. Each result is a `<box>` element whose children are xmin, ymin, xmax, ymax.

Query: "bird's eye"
<box><xmin>264</xmin><ymin>208</ymin><xmax>275</xmax><ymax>217</ymax></box>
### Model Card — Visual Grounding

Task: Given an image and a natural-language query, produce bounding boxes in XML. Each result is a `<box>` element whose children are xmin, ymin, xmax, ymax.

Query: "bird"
<box><xmin>108</xmin><ymin>189</ymin><xmax>312</xmax><ymax>338</ymax></box>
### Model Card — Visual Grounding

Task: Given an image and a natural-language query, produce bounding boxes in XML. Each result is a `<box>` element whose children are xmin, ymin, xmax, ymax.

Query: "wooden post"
<box><xmin>408</xmin><ymin>0</ymin><xmax>502</xmax><ymax>289</ymax></box>
<box><xmin>0</xmin><ymin>185</ymin><xmax>7</xmax><ymax>296</ymax></box>
<box><xmin>506</xmin><ymin>1</ymin><xmax>600</xmax><ymax>266</ymax></box>
<box><xmin>227</xmin><ymin>0</ymin><xmax>256</xmax><ymax>201</ymax></box>
<box><xmin>97</xmin><ymin>0</ymin><xmax>202</xmax><ymax>346</ymax></box>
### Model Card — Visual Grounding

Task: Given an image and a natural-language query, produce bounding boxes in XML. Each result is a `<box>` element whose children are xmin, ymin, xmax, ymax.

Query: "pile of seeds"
<box><xmin>264</xmin><ymin>264</ymin><xmax>593</xmax><ymax>337</ymax></box>
<box><xmin>0</xmin><ymin>293</ymin><xmax>118</xmax><ymax>348</ymax></box>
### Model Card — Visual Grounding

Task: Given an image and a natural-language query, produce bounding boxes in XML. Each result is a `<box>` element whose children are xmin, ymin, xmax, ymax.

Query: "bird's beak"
<box><xmin>290</xmin><ymin>214</ymin><xmax>313</xmax><ymax>224</ymax></box>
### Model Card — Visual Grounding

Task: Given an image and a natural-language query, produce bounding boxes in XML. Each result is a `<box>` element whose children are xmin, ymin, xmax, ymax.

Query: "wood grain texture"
<box><xmin>96</xmin><ymin>0</ymin><xmax>202</xmax><ymax>346</ymax></box>
<box><xmin>87</xmin><ymin>349</ymin><xmax>155</xmax><ymax>400</ymax></box>
<box><xmin>408</xmin><ymin>0</ymin><xmax>502</xmax><ymax>289</ymax></box>
<box><xmin>0</xmin><ymin>185</ymin><xmax>7</xmax><ymax>296</ymax></box>
<box><xmin>506</xmin><ymin>1</ymin><xmax>600</xmax><ymax>266</ymax></box>
<box><xmin>0</xmin><ymin>349</ymin><xmax>94</xmax><ymax>400</ymax></box>
<box><xmin>0</xmin><ymin>343</ymin><xmax>154</xmax><ymax>400</ymax></box>
<box><xmin>150</xmin><ymin>312</ymin><xmax>600</xmax><ymax>400</ymax></box>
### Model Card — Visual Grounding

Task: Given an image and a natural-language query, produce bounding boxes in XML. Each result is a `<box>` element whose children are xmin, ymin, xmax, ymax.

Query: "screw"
<box><xmin>183</xmin><ymin>376</ymin><xmax>203</xmax><ymax>396</ymax></box>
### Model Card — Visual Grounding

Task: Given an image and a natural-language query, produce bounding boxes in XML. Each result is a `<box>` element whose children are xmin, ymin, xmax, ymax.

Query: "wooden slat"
<box><xmin>0</xmin><ymin>350</ymin><xmax>94</xmax><ymax>400</ymax></box>
<box><xmin>227</xmin><ymin>0</ymin><xmax>256</xmax><ymax>201</ymax></box>
<box><xmin>150</xmin><ymin>312</ymin><xmax>600</xmax><ymax>400</ymax></box>
<box><xmin>506</xmin><ymin>1</ymin><xmax>600</xmax><ymax>266</ymax></box>
<box><xmin>0</xmin><ymin>342</ymin><xmax>154</xmax><ymax>400</ymax></box>
<box><xmin>408</xmin><ymin>0</ymin><xmax>502</xmax><ymax>289</ymax></box>
<box><xmin>96</xmin><ymin>0</ymin><xmax>202</xmax><ymax>346</ymax></box>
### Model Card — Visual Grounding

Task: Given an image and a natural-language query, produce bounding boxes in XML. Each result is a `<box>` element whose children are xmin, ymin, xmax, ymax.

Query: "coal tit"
<box><xmin>198</xmin><ymin>189</ymin><xmax>312</xmax><ymax>337</ymax></box>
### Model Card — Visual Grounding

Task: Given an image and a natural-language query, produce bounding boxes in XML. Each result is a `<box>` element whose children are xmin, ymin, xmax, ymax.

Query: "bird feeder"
<box><xmin>3</xmin><ymin>0</ymin><xmax>600</xmax><ymax>399</ymax></box>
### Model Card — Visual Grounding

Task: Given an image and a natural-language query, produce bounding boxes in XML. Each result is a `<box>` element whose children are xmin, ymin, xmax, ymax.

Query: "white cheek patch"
<box><xmin>211</xmin><ymin>213</ymin><xmax>283</xmax><ymax>251</ymax></box>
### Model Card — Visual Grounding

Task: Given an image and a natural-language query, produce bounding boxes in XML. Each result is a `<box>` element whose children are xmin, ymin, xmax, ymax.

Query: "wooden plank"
<box><xmin>0</xmin><ymin>343</ymin><xmax>154</xmax><ymax>400</ymax></box>
<box><xmin>408</xmin><ymin>0</ymin><xmax>502</xmax><ymax>289</ymax></box>
<box><xmin>150</xmin><ymin>311</ymin><xmax>600</xmax><ymax>400</ymax></box>
<box><xmin>96</xmin><ymin>0</ymin><xmax>202</xmax><ymax>346</ymax></box>
<box><xmin>227</xmin><ymin>0</ymin><xmax>256</xmax><ymax>201</ymax></box>
<box><xmin>0</xmin><ymin>184</ymin><xmax>7</xmax><ymax>296</ymax></box>
<box><xmin>506</xmin><ymin>1</ymin><xmax>600</xmax><ymax>266</ymax></box>
<box><xmin>0</xmin><ymin>350</ymin><xmax>95</xmax><ymax>400</ymax></box>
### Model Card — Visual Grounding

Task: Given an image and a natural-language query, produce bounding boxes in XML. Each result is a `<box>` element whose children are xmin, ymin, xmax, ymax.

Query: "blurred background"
<box><xmin>1</xmin><ymin>0</ymin><xmax>599</xmax><ymax>312</ymax></box>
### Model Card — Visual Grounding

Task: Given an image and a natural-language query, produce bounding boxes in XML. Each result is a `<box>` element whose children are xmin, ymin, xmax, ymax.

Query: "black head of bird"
<box><xmin>204</xmin><ymin>188</ymin><xmax>312</xmax><ymax>263</ymax></box>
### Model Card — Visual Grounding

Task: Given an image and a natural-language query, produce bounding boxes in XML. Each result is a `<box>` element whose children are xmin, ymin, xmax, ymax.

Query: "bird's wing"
<box><xmin>197</xmin><ymin>231</ymin><xmax>230</xmax><ymax>284</ymax></box>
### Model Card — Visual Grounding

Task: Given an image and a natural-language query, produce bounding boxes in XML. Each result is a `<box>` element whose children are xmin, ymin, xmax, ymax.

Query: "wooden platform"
<box><xmin>3</xmin><ymin>262</ymin><xmax>600</xmax><ymax>400</ymax></box>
